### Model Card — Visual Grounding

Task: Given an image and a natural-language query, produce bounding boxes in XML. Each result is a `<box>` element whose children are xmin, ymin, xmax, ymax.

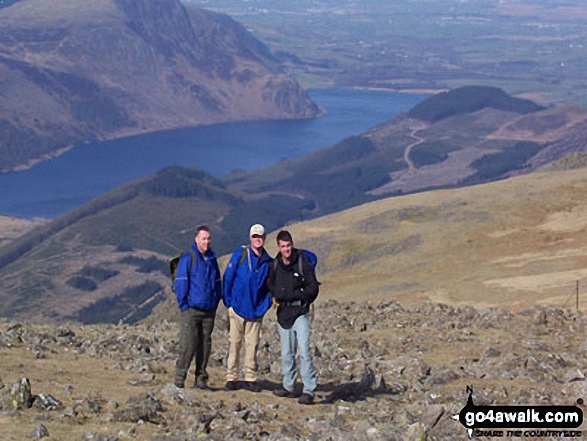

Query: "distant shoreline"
<box><xmin>2</xmin><ymin>145</ymin><xmax>75</xmax><ymax>174</ymax></box>
<box><xmin>1</xmin><ymin>87</ymin><xmax>428</xmax><ymax>175</ymax></box>
<box><xmin>352</xmin><ymin>86</ymin><xmax>445</xmax><ymax>95</ymax></box>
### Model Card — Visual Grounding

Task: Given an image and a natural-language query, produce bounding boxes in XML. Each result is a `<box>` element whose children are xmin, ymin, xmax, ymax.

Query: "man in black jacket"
<box><xmin>268</xmin><ymin>230</ymin><xmax>319</xmax><ymax>405</ymax></box>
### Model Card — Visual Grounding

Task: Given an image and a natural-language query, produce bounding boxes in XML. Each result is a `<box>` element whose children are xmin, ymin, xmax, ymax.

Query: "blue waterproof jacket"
<box><xmin>174</xmin><ymin>243</ymin><xmax>222</xmax><ymax>312</ymax></box>
<box><xmin>223</xmin><ymin>246</ymin><xmax>273</xmax><ymax>320</ymax></box>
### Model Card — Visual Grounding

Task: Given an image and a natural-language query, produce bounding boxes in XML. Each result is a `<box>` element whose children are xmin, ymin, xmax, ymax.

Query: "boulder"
<box><xmin>0</xmin><ymin>378</ymin><xmax>32</xmax><ymax>410</ymax></box>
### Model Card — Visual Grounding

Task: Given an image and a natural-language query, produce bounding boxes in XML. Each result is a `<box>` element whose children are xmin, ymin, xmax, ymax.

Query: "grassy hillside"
<box><xmin>144</xmin><ymin>159</ymin><xmax>587</xmax><ymax>324</ymax></box>
<box><xmin>0</xmin><ymin>166</ymin><xmax>315</xmax><ymax>323</ymax></box>
<box><xmin>2</xmin><ymin>87</ymin><xmax>587</xmax><ymax>324</ymax></box>
<box><xmin>258</xmin><ymin>164</ymin><xmax>587</xmax><ymax>312</ymax></box>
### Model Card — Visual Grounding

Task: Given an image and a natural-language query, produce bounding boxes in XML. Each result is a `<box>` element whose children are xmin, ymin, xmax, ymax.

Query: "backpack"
<box><xmin>271</xmin><ymin>249</ymin><xmax>318</xmax><ymax>308</ymax></box>
<box><xmin>272</xmin><ymin>249</ymin><xmax>317</xmax><ymax>277</ymax></box>
<box><xmin>169</xmin><ymin>249</ymin><xmax>196</xmax><ymax>294</ymax></box>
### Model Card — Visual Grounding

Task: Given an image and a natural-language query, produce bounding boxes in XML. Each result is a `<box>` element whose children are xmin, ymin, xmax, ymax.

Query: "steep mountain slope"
<box><xmin>229</xmin><ymin>87</ymin><xmax>587</xmax><ymax>201</ymax></box>
<box><xmin>3</xmin><ymin>86</ymin><xmax>587</xmax><ymax>324</ymax></box>
<box><xmin>0</xmin><ymin>0</ymin><xmax>319</xmax><ymax>171</ymax></box>
<box><xmin>3</xmin><ymin>157</ymin><xmax>587</xmax><ymax>324</ymax></box>
<box><xmin>0</xmin><ymin>166</ymin><xmax>316</xmax><ymax>323</ymax></box>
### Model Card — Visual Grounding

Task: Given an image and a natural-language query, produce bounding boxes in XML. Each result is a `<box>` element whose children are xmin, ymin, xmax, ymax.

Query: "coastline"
<box><xmin>352</xmin><ymin>86</ymin><xmax>446</xmax><ymax>95</ymax></box>
<box><xmin>0</xmin><ymin>86</ymin><xmax>432</xmax><ymax>175</ymax></box>
<box><xmin>1</xmin><ymin>113</ymin><xmax>326</xmax><ymax>175</ymax></box>
<box><xmin>2</xmin><ymin>145</ymin><xmax>76</xmax><ymax>174</ymax></box>
<box><xmin>0</xmin><ymin>87</ymin><xmax>423</xmax><ymax>175</ymax></box>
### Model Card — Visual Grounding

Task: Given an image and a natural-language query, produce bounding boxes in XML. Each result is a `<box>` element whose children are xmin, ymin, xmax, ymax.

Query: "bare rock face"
<box><xmin>0</xmin><ymin>0</ymin><xmax>320</xmax><ymax>171</ymax></box>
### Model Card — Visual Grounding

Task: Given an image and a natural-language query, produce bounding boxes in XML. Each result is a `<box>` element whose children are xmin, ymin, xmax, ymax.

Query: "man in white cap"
<box><xmin>223</xmin><ymin>224</ymin><xmax>273</xmax><ymax>392</ymax></box>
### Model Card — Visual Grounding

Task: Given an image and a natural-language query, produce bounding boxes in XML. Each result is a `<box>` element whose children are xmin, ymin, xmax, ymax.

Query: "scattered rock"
<box><xmin>0</xmin><ymin>378</ymin><xmax>33</xmax><ymax>410</ymax></box>
<box><xmin>27</xmin><ymin>423</ymin><xmax>49</xmax><ymax>439</ymax></box>
<box><xmin>0</xmin><ymin>301</ymin><xmax>585</xmax><ymax>440</ymax></box>
<box><xmin>108</xmin><ymin>391</ymin><xmax>164</xmax><ymax>424</ymax></box>
<box><xmin>427</xmin><ymin>368</ymin><xmax>459</xmax><ymax>385</ymax></box>
<box><xmin>159</xmin><ymin>384</ymin><xmax>199</xmax><ymax>407</ymax></box>
<box><xmin>80</xmin><ymin>432</ymin><xmax>119</xmax><ymax>441</ymax></box>
<box><xmin>33</xmin><ymin>393</ymin><xmax>64</xmax><ymax>411</ymax></box>
<box><xmin>483</xmin><ymin>347</ymin><xmax>500</xmax><ymax>357</ymax></box>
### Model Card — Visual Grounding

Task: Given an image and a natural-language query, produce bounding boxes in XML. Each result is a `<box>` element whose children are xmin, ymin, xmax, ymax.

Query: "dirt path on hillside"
<box><xmin>404</xmin><ymin>130</ymin><xmax>424</xmax><ymax>172</ymax></box>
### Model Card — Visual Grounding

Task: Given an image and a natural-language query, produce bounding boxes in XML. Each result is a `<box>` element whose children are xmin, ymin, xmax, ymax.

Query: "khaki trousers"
<box><xmin>226</xmin><ymin>307</ymin><xmax>263</xmax><ymax>382</ymax></box>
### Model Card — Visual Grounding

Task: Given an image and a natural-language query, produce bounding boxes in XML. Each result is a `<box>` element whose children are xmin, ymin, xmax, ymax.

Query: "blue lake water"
<box><xmin>0</xmin><ymin>89</ymin><xmax>428</xmax><ymax>218</ymax></box>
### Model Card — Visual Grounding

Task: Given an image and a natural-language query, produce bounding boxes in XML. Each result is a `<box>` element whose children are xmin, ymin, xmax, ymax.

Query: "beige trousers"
<box><xmin>226</xmin><ymin>307</ymin><xmax>263</xmax><ymax>382</ymax></box>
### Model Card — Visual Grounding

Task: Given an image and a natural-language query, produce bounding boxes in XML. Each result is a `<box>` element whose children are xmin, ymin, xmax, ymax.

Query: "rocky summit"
<box><xmin>1</xmin><ymin>300</ymin><xmax>586</xmax><ymax>440</ymax></box>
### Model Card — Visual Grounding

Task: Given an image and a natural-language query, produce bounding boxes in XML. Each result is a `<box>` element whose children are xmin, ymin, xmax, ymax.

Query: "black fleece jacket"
<box><xmin>268</xmin><ymin>249</ymin><xmax>319</xmax><ymax>329</ymax></box>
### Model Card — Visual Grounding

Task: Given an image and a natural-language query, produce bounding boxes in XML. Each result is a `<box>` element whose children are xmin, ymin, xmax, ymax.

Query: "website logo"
<box><xmin>453</xmin><ymin>386</ymin><xmax>584</xmax><ymax>438</ymax></box>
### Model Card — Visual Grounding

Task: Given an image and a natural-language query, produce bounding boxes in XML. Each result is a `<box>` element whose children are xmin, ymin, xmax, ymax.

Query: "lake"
<box><xmin>0</xmin><ymin>89</ymin><xmax>428</xmax><ymax>218</ymax></box>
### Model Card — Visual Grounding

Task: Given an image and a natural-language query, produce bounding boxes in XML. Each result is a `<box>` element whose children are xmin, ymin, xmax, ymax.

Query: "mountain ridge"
<box><xmin>0</xmin><ymin>0</ymin><xmax>320</xmax><ymax>172</ymax></box>
<box><xmin>408</xmin><ymin>85</ymin><xmax>545</xmax><ymax>123</ymax></box>
<box><xmin>3</xmin><ymin>86</ymin><xmax>587</xmax><ymax>324</ymax></box>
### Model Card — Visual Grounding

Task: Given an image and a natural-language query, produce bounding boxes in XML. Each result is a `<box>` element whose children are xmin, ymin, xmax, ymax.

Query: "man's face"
<box><xmin>278</xmin><ymin>240</ymin><xmax>293</xmax><ymax>260</ymax></box>
<box><xmin>195</xmin><ymin>230</ymin><xmax>211</xmax><ymax>253</ymax></box>
<box><xmin>250</xmin><ymin>233</ymin><xmax>265</xmax><ymax>251</ymax></box>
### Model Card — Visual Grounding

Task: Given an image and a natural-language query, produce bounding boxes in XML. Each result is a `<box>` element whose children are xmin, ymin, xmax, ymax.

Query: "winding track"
<box><xmin>404</xmin><ymin>130</ymin><xmax>425</xmax><ymax>172</ymax></box>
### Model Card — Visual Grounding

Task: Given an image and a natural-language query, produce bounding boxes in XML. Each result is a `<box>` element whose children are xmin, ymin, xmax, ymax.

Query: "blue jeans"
<box><xmin>278</xmin><ymin>313</ymin><xmax>317</xmax><ymax>396</ymax></box>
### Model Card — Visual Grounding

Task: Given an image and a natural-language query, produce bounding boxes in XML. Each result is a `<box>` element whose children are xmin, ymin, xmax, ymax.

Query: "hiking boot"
<box><xmin>194</xmin><ymin>378</ymin><xmax>210</xmax><ymax>390</ymax></box>
<box><xmin>272</xmin><ymin>387</ymin><xmax>297</xmax><ymax>398</ymax></box>
<box><xmin>242</xmin><ymin>381</ymin><xmax>261</xmax><ymax>393</ymax></box>
<box><xmin>224</xmin><ymin>381</ymin><xmax>239</xmax><ymax>391</ymax></box>
<box><xmin>174</xmin><ymin>379</ymin><xmax>185</xmax><ymax>389</ymax></box>
<box><xmin>297</xmin><ymin>393</ymin><xmax>314</xmax><ymax>405</ymax></box>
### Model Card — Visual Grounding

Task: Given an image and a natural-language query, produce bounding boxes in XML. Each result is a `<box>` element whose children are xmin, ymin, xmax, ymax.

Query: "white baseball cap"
<box><xmin>249</xmin><ymin>224</ymin><xmax>265</xmax><ymax>236</ymax></box>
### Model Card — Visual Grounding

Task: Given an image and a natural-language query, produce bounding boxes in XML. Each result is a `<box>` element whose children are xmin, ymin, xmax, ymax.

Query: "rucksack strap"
<box><xmin>298</xmin><ymin>251</ymin><xmax>304</xmax><ymax>278</ymax></box>
<box><xmin>273</xmin><ymin>250</ymin><xmax>306</xmax><ymax>276</ymax></box>
<box><xmin>236</xmin><ymin>245</ymin><xmax>251</xmax><ymax>272</ymax></box>
<box><xmin>188</xmin><ymin>249</ymin><xmax>197</xmax><ymax>272</ymax></box>
<box><xmin>186</xmin><ymin>248</ymin><xmax>197</xmax><ymax>284</ymax></box>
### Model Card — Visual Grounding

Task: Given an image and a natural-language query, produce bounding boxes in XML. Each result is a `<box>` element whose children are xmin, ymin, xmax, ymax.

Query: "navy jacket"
<box><xmin>223</xmin><ymin>246</ymin><xmax>273</xmax><ymax>320</ymax></box>
<box><xmin>174</xmin><ymin>243</ymin><xmax>222</xmax><ymax>312</ymax></box>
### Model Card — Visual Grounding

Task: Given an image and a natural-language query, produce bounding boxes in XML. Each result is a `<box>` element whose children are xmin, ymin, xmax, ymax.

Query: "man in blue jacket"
<box><xmin>223</xmin><ymin>224</ymin><xmax>273</xmax><ymax>392</ymax></box>
<box><xmin>174</xmin><ymin>225</ymin><xmax>222</xmax><ymax>390</ymax></box>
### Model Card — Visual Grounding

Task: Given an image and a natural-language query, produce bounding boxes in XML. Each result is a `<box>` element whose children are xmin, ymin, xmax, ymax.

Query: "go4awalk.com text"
<box><xmin>454</xmin><ymin>386</ymin><xmax>583</xmax><ymax>438</ymax></box>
